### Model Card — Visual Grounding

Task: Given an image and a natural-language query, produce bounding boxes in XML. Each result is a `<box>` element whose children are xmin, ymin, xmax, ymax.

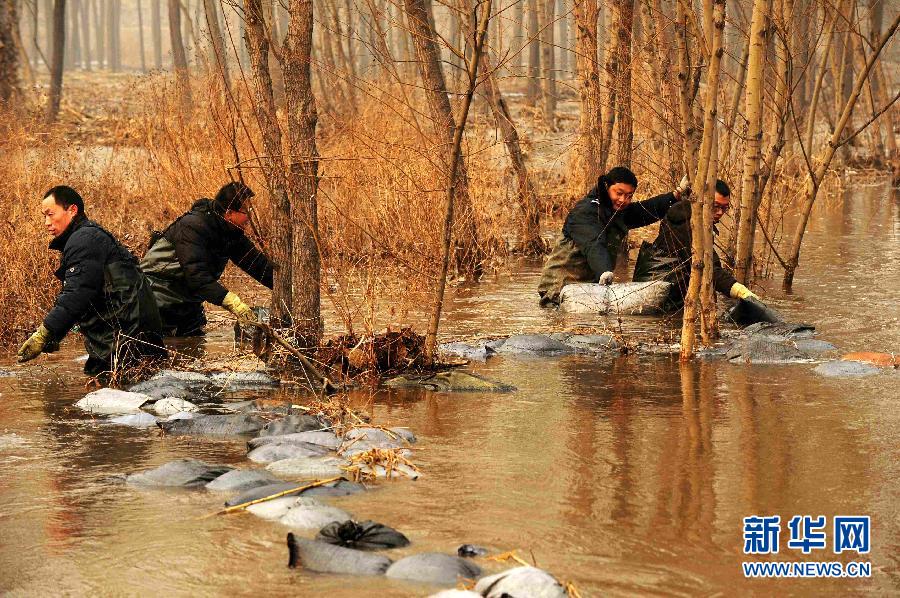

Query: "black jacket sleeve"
<box><xmin>229</xmin><ymin>235</ymin><xmax>274</xmax><ymax>289</ymax></box>
<box><xmin>622</xmin><ymin>192</ymin><xmax>678</xmax><ymax>229</ymax></box>
<box><xmin>564</xmin><ymin>196</ymin><xmax>615</xmax><ymax>277</ymax></box>
<box><xmin>712</xmin><ymin>250</ymin><xmax>738</xmax><ymax>295</ymax></box>
<box><xmin>173</xmin><ymin>219</ymin><xmax>230</xmax><ymax>305</ymax></box>
<box><xmin>43</xmin><ymin>236</ymin><xmax>106</xmax><ymax>337</ymax></box>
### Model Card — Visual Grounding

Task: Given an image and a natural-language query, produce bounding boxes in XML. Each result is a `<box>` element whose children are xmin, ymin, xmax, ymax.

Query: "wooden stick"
<box><xmin>203</xmin><ymin>476</ymin><xmax>343</xmax><ymax>518</ymax></box>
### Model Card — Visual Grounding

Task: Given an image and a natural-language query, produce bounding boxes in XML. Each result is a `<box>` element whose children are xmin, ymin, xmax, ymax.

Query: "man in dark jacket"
<box><xmin>141</xmin><ymin>182</ymin><xmax>274</xmax><ymax>336</ymax></box>
<box><xmin>538</xmin><ymin>167</ymin><xmax>689</xmax><ymax>305</ymax></box>
<box><xmin>632</xmin><ymin>179</ymin><xmax>758</xmax><ymax>309</ymax></box>
<box><xmin>17</xmin><ymin>186</ymin><xmax>165</xmax><ymax>376</ymax></box>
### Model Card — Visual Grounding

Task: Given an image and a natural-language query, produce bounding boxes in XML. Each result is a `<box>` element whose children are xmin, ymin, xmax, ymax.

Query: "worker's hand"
<box><xmin>675</xmin><ymin>174</ymin><xmax>691</xmax><ymax>198</ymax></box>
<box><xmin>598</xmin><ymin>271</ymin><xmax>614</xmax><ymax>286</ymax></box>
<box><xmin>222</xmin><ymin>292</ymin><xmax>256</xmax><ymax>325</ymax></box>
<box><xmin>17</xmin><ymin>325</ymin><xmax>51</xmax><ymax>363</ymax></box>
<box><xmin>729</xmin><ymin>282</ymin><xmax>760</xmax><ymax>301</ymax></box>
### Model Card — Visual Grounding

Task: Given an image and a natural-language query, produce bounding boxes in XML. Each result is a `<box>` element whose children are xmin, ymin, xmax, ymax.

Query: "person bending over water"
<box><xmin>538</xmin><ymin>166</ymin><xmax>689</xmax><ymax>305</ymax></box>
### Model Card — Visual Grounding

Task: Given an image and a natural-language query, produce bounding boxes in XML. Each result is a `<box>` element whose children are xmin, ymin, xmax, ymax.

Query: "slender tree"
<box><xmin>572</xmin><ymin>0</ymin><xmax>602</xmax><ymax>191</ymax></box>
<box><xmin>613</xmin><ymin>0</ymin><xmax>634</xmax><ymax>166</ymax></box>
<box><xmin>80</xmin><ymin>0</ymin><xmax>91</xmax><ymax>70</ymax></box>
<box><xmin>538</xmin><ymin>0</ymin><xmax>555</xmax><ymax>125</ymax></box>
<box><xmin>733</xmin><ymin>0</ymin><xmax>771</xmax><ymax>284</ymax></box>
<box><xmin>168</xmin><ymin>0</ymin><xmax>191</xmax><ymax>105</ymax></box>
<box><xmin>0</xmin><ymin>0</ymin><xmax>20</xmax><ymax>104</ymax></box>
<box><xmin>204</xmin><ymin>0</ymin><xmax>229</xmax><ymax>85</ymax></box>
<box><xmin>283</xmin><ymin>0</ymin><xmax>322</xmax><ymax>344</ymax></box>
<box><xmin>403</xmin><ymin>0</ymin><xmax>484</xmax><ymax>276</ymax></box>
<box><xmin>137</xmin><ymin>0</ymin><xmax>147</xmax><ymax>72</ymax></box>
<box><xmin>526</xmin><ymin>0</ymin><xmax>539</xmax><ymax>106</ymax></box>
<box><xmin>151</xmin><ymin>0</ymin><xmax>161</xmax><ymax>68</ymax></box>
<box><xmin>45</xmin><ymin>0</ymin><xmax>65</xmax><ymax>123</ymax></box>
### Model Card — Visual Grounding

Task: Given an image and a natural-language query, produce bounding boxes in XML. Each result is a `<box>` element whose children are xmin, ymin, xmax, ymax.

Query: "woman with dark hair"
<box><xmin>537</xmin><ymin>167</ymin><xmax>689</xmax><ymax>305</ymax></box>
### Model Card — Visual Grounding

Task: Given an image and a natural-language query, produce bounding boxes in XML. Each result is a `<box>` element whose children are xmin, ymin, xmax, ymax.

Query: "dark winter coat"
<box><xmin>44</xmin><ymin>215</ymin><xmax>164</xmax><ymax>375</ymax></box>
<box><xmin>140</xmin><ymin>199</ymin><xmax>273</xmax><ymax>335</ymax></box>
<box><xmin>537</xmin><ymin>183</ymin><xmax>678</xmax><ymax>304</ymax></box>
<box><xmin>632</xmin><ymin>199</ymin><xmax>737</xmax><ymax>306</ymax></box>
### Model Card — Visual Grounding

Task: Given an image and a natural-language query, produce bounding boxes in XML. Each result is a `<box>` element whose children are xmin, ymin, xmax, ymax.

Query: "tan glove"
<box><xmin>598</xmin><ymin>271</ymin><xmax>614</xmax><ymax>286</ymax></box>
<box><xmin>730</xmin><ymin>282</ymin><xmax>759</xmax><ymax>301</ymax></box>
<box><xmin>675</xmin><ymin>174</ymin><xmax>691</xmax><ymax>198</ymax></box>
<box><xmin>222</xmin><ymin>292</ymin><xmax>256</xmax><ymax>325</ymax></box>
<box><xmin>17</xmin><ymin>325</ymin><xmax>51</xmax><ymax>363</ymax></box>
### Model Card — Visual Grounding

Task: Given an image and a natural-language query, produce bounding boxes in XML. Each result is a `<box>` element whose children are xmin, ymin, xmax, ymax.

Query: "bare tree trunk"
<box><xmin>613</xmin><ymin>0</ymin><xmax>634</xmax><ymax>166</ymax></box>
<box><xmin>67</xmin><ymin>0</ymin><xmax>80</xmax><ymax>69</ymax></box>
<box><xmin>481</xmin><ymin>48</ymin><xmax>543</xmax><ymax>254</ymax></box>
<box><xmin>45</xmin><ymin>0</ymin><xmax>64</xmax><ymax>123</ymax></box>
<box><xmin>92</xmin><ymin>0</ymin><xmax>103</xmax><ymax>68</ymax></box>
<box><xmin>783</xmin><ymin>11</ymin><xmax>898</xmax><ymax>288</ymax></box>
<box><xmin>151</xmin><ymin>0</ymin><xmax>161</xmax><ymax>68</ymax></box>
<box><xmin>681</xmin><ymin>0</ymin><xmax>725</xmax><ymax>359</ymax></box>
<box><xmin>106</xmin><ymin>0</ymin><xmax>118</xmax><ymax>71</ymax></box>
<box><xmin>137</xmin><ymin>0</ymin><xmax>147</xmax><ymax>72</ymax></box>
<box><xmin>0</xmin><ymin>0</ymin><xmax>20</xmax><ymax>104</ymax></box>
<box><xmin>538</xmin><ymin>0</ymin><xmax>555</xmax><ymax>125</ymax></box>
<box><xmin>599</xmin><ymin>0</ymin><xmax>621</xmax><ymax>170</ymax></box>
<box><xmin>513</xmin><ymin>0</ymin><xmax>523</xmax><ymax>71</ymax></box>
<box><xmin>204</xmin><ymin>0</ymin><xmax>229</xmax><ymax>85</ymax></box>
<box><xmin>572</xmin><ymin>0</ymin><xmax>602</xmax><ymax>191</ymax></box>
<box><xmin>168</xmin><ymin>0</ymin><xmax>191</xmax><ymax>105</ymax></box>
<box><xmin>283</xmin><ymin>0</ymin><xmax>322</xmax><ymax>345</ymax></box>
<box><xmin>526</xmin><ymin>0</ymin><xmax>539</xmax><ymax>106</ymax></box>
<box><xmin>647</xmin><ymin>0</ymin><xmax>683</xmax><ymax>173</ymax></box>
<box><xmin>243</xmin><ymin>0</ymin><xmax>292</xmax><ymax>324</ymax></box>
<box><xmin>732</xmin><ymin>0</ymin><xmax>771</xmax><ymax>284</ymax></box>
<box><xmin>424</xmin><ymin>0</ymin><xmax>491</xmax><ymax>363</ymax></box>
<box><xmin>722</xmin><ymin>33</ymin><xmax>749</xmax><ymax>163</ymax></box>
<box><xmin>557</xmin><ymin>0</ymin><xmax>568</xmax><ymax>75</ymax></box>
<box><xmin>403</xmin><ymin>0</ymin><xmax>483</xmax><ymax>276</ymax></box>
<box><xmin>79</xmin><ymin>0</ymin><xmax>90</xmax><ymax>69</ymax></box>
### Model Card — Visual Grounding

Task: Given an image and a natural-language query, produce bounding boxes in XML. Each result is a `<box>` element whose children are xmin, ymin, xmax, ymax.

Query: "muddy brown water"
<box><xmin>1</xmin><ymin>180</ymin><xmax>898</xmax><ymax>596</ymax></box>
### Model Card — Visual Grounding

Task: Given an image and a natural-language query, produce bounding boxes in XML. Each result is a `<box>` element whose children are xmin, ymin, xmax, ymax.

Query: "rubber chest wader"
<box><xmin>537</xmin><ymin>218</ymin><xmax>629</xmax><ymax>305</ymax></box>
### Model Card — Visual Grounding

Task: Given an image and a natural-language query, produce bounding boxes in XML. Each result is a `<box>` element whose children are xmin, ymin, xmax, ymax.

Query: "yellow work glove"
<box><xmin>730</xmin><ymin>282</ymin><xmax>760</xmax><ymax>301</ymax></box>
<box><xmin>598</xmin><ymin>271</ymin><xmax>614</xmax><ymax>286</ymax></box>
<box><xmin>17</xmin><ymin>325</ymin><xmax>51</xmax><ymax>363</ymax></box>
<box><xmin>222</xmin><ymin>291</ymin><xmax>256</xmax><ymax>325</ymax></box>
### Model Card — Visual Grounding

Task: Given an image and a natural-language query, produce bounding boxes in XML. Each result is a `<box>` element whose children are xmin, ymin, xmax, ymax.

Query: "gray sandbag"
<box><xmin>247</xmin><ymin>441</ymin><xmax>332</xmax><ymax>464</ymax></box>
<box><xmin>205</xmin><ymin>468</ymin><xmax>280</xmax><ymax>492</ymax></box>
<box><xmin>384</xmin><ymin>371</ymin><xmax>516</xmax><ymax>392</ymax></box>
<box><xmin>258</xmin><ymin>414</ymin><xmax>325</xmax><ymax>437</ymax></box>
<box><xmin>317</xmin><ymin>519</ymin><xmax>410</xmax><ymax>551</ymax></box>
<box><xmin>76</xmin><ymin>388</ymin><xmax>152</xmax><ymax>415</ymax></box>
<box><xmin>559</xmin><ymin>281</ymin><xmax>672</xmax><ymax>315</ymax></box>
<box><xmin>210</xmin><ymin>370</ymin><xmax>279</xmax><ymax>389</ymax></box>
<box><xmin>248</xmin><ymin>431</ymin><xmax>341</xmax><ymax>451</ymax></box>
<box><xmin>152</xmin><ymin>397</ymin><xmax>200</xmax><ymax>416</ymax></box>
<box><xmin>107</xmin><ymin>412</ymin><xmax>159</xmax><ymax>428</ymax></box>
<box><xmin>385</xmin><ymin>553</ymin><xmax>482</xmax><ymax>585</ymax></box>
<box><xmin>813</xmin><ymin>361</ymin><xmax>882</xmax><ymax>378</ymax></box>
<box><xmin>494</xmin><ymin>334</ymin><xmax>577</xmax><ymax>356</ymax></box>
<box><xmin>126</xmin><ymin>459</ymin><xmax>232</xmax><ymax>488</ymax></box>
<box><xmin>225</xmin><ymin>479</ymin><xmax>365</xmax><ymax>507</ymax></box>
<box><xmin>725</xmin><ymin>337</ymin><xmax>810</xmax><ymax>364</ymax></box>
<box><xmin>157</xmin><ymin>413</ymin><xmax>268</xmax><ymax>436</ymax></box>
<box><xmin>266</xmin><ymin>456</ymin><xmax>346</xmax><ymax>479</ymax></box>
<box><xmin>345</xmin><ymin>427</ymin><xmax>417</xmax><ymax>445</ymax></box>
<box><xmin>474</xmin><ymin>566</ymin><xmax>567</xmax><ymax>598</ymax></box>
<box><xmin>287</xmin><ymin>533</ymin><xmax>392</xmax><ymax>576</ymax></box>
<box><xmin>279</xmin><ymin>497</ymin><xmax>352</xmax><ymax>529</ymax></box>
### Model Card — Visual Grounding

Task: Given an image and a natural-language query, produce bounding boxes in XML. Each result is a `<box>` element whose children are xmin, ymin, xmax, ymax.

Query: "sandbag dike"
<box><xmin>71</xmin><ymin>366</ymin><xmax>573</xmax><ymax>592</ymax></box>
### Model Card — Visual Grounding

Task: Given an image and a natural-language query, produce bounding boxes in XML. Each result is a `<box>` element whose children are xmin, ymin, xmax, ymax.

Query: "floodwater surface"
<box><xmin>1</xmin><ymin>180</ymin><xmax>898</xmax><ymax>596</ymax></box>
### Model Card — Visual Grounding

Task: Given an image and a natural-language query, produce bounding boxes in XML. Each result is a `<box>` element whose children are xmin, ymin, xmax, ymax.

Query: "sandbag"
<box><xmin>317</xmin><ymin>520</ymin><xmax>410</xmax><ymax>551</ymax></box>
<box><xmin>75</xmin><ymin>388</ymin><xmax>152</xmax><ymax>415</ymax></box>
<box><xmin>724</xmin><ymin>297</ymin><xmax>785</xmax><ymax>327</ymax></box>
<box><xmin>559</xmin><ymin>281</ymin><xmax>672</xmax><ymax>315</ymax></box>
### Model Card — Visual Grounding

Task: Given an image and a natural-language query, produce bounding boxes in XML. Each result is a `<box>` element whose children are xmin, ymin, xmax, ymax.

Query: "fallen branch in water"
<box><xmin>202</xmin><ymin>476</ymin><xmax>343</xmax><ymax>518</ymax></box>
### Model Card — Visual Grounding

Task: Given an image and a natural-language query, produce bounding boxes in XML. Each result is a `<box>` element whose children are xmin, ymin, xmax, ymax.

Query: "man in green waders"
<box><xmin>538</xmin><ymin>166</ymin><xmax>690</xmax><ymax>305</ymax></box>
<box><xmin>17</xmin><ymin>186</ymin><xmax>165</xmax><ymax>377</ymax></box>
<box><xmin>140</xmin><ymin>182</ymin><xmax>273</xmax><ymax>337</ymax></box>
<box><xmin>632</xmin><ymin>179</ymin><xmax>759</xmax><ymax>310</ymax></box>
